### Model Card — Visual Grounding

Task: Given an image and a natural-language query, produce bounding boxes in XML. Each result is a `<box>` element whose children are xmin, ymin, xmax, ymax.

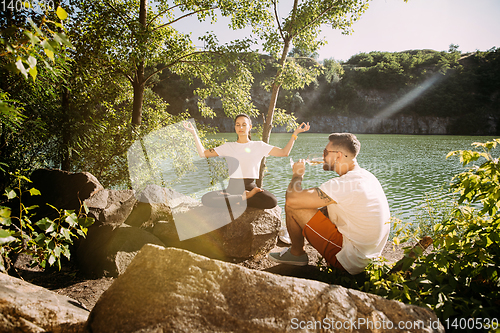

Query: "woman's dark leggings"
<box><xmin>201</xmin><ymin>178</ymin><xmax>278</xmax><ymax>210</ymax></box>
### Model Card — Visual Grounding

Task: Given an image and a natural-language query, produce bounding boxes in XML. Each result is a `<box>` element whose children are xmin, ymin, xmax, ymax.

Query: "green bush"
<box><xmin>0</xmin><ymin>171</ymin><xmax>94</xmax><ymax>272</ymax></box>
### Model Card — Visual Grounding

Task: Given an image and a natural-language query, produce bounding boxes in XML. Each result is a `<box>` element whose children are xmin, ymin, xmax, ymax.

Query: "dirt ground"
<box><xmin>10</xmin><ymin>240</ymin><xmax>409</xmax><ymax>312</ymax></box>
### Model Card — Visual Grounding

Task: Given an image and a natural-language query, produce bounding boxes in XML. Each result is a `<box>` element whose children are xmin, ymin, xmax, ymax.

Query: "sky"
<box><xmin>173</xmin><ymin>0</ymin><xmax>500</xmax><ymax>62</ymax></box>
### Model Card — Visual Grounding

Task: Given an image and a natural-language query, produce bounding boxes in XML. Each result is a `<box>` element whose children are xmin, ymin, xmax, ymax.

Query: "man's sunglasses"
<box><xmin>324</xmin><ymin>149</ymin><xmax>347</xmax><ymax>157</ymax></box>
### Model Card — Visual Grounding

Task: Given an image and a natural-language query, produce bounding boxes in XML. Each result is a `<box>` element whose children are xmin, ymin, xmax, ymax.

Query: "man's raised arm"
<box><xmin>286</xmin><ymin>160</ymin><xmax>336</xmax><ymax>209</ymax></box>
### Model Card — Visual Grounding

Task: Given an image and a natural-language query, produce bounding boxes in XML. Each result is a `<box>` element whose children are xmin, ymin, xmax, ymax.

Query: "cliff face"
<box><xmin>199</xmin><ymin>115</ymin><xmax>454</xmax><ymax>135</ymax></box>
<box><xmin>159</xmin><ymin>49</ymin><xmax>500</xmax><ymax>136</ymax></box>
<box><xmin>305</xmin><ymin>115</ymin><xmax>452</xmax><ymax>134</ymax></box>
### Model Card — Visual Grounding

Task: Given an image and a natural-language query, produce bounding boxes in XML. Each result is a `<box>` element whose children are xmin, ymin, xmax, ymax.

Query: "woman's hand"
<box><xmin>183</xmin><ymin>121</ymin><xmax>196</xmax><ymax>134</ymax></box>
<box><xmin>294</xmin><ymin>122</ymin><xmax>310</xmax><ymax>135</ymax></box>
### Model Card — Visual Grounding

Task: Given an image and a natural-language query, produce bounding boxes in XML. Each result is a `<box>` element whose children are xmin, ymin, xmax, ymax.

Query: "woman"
<box><xmin>184</xmin><ymin>114</ymin><xmax>310</xmax><ymax>209</ymax></box>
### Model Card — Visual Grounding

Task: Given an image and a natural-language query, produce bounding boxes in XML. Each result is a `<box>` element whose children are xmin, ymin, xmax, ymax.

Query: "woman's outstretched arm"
<box><xmin>269</xmin><ymin>122</ymin><xmax>310</xmax><ymax>157</ymax></box>
<box><xmin>183</xmin><ymin>121</ymin><xmax>219</xmax><ymax>158</ymax></box>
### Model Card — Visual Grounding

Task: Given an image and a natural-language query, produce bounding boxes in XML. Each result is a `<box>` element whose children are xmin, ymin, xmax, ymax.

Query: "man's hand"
<box><xmin>292</xmin><ymin>159</ymin><xmax>306</xmax><ymax>177</ymax></box>
<box><xmin>287</xmin><ymin>159</ymin><xmax>337</xmax><ymax>209</ymax></box>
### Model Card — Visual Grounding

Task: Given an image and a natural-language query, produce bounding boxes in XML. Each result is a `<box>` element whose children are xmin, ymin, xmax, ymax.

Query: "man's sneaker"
<box><xmin>268</xmin><ymin>248</ymin><xmax>308</xmax><ymax>266</ymax></box>
<box><xmin>278</xmin><ymin>226</ymin><xmax>291</xmax><ymax>245</ymax></box>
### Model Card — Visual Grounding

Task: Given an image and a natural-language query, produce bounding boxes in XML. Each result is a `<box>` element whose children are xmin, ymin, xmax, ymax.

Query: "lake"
<box><xmin>194</xmin><ymin>133</ymin><xmax>499</xmax><ymax>223</ymax></box>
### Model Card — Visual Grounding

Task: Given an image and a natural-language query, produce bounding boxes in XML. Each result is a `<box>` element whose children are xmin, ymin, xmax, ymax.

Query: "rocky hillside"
<box><xmin>154</xmin><ymin>48</ymin><xmax>500</xmax><ymax>135</ymax></box>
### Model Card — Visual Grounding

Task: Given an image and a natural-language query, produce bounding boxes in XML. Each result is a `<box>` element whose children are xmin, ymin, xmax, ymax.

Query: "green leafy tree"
<box><xmin>0</xmin><ymin>5</ymin><xmax>72</xmax><ymax>81</ymax></box>
<box><xmin>0</xmin><ymin>5</ymin><xmax>74</xmax><ymax>187</ymax></box>
<box><xmin>322</xmin><ymin>57</ymin><xmax>344</xmax><ymax>84</ymax></box>
<box><xmin>254</xmin><ymin>0</ymin><xmax>371</xmax><ymax>186</ymax></box>
<box><xmin>70</xmin><ymin>0</ymin><xmax>272</xmax><ymax>126</ymax></box>
<box><xmin>57</xmin><ymin>0</ymin><xmax>278</xmax><ymax>187</ymax></box>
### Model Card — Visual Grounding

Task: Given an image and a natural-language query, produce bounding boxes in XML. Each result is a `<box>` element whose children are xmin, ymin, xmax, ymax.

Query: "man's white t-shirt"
<box><xmin>319</xmin><ymin>165</ymin><xmax>390</xmax><ymax>275</ymax></box>
<box><xmin>214</xmin><ymin>141</ymin><xmax>274</xmax><ymax>179</ymax></box>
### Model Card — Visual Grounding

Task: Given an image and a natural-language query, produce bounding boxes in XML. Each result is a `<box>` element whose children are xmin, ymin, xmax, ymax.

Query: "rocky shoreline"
<box><xmin>1</xmin><ymin>169</ymin><xmax>443</xmax><ymax>332</ymax></box>
<box><xmin>2</xmin><ymin>242</ymin><xmax>441</xmax><ymax>333</ymax></box>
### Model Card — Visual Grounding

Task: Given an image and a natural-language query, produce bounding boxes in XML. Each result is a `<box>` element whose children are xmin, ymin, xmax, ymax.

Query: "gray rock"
<box><xmin>154</xmin><ymin>205</ymin><xmax>281</xmax><ymax>259</ymax></box>
<box><xmin>164</xmin><ymin>188</ymin><xmax>200</xmax><ymax>212</ymax></box>
<box><xmin>86</xmin><ymin>245</ymin><xmax>444</xmax><ymax>333</ymax></box>
<box><xmin>124</xmin><ymin>185</ymin><xmax>173</xmax><ymax>229</ymax></box>
<box><xmin>0</xmin><ymin>272</ymin><xmax>88</xmax><ymax>333</ymax></box>
<box><xmin>30</xmin><ymin>169</ymin><xmax>103</xmax><ymax>209</ymax></box>
<box><xmin>84</xmin><ymin>189</ymin><xmax>136</xmax><ymax>228</ymax></box>
<box><xmin>77</xmin><ymin>225</ymin><xmax>165</xmax><ymax>278</ymax></box>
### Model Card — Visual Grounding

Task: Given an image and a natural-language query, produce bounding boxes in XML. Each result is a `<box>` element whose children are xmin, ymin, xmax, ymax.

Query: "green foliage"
<box><xmin>447</xmin><ymin>139</ymin><xmax>500</xmax><ymax>216</ymax></box>
<box><xmin>0</xmin><ymin>55</ymin><xmax>73</xmax><ymax>187</ymax></box>
<box><xmin>344</xmin><ymin>50</ymin><xmax>460</xmax><ymax>90</ymax></box>
<box><xmin>319</xmin><ymin>139</ymin><xmax>500</xmax><ymax>325</ymax></box>
<box><xmin>71</xmin><ymin>87</ymin><xmax>187</xmax><ymax>188</ymax></box>
<box><xmin>0</xmin><ymin>5</ymin><xmax>75</xmax><ymax>190</ymax></box>
<box><xmin>152</xmin><ymin>46</ymin><xmax>499</xmax><ymax>135</ymax></box>
<box><xmin>0</xmin><ymin>172</ymin><xmax>94</xmax><ymax>272</ymax></box>
<box><xmin>193</xmin><ymin>42</ymin><xmax>264</xmax><ymax>119</ymax></box>
<box><xmin>400</xmin><ymin>188</ymin><xmax>458</xmax><ymax>241</ymax></box>
<box><xmin>0</xmin><ymin>5</ymin><xmax>73</xmax><ymax>81</ymax></box>
<box><xmin>322</xmin><ymin>58</ymin><xmax>344</xmax><ymax>84</ymax></box>
<box><xmin>0</xmin><ymin>91</ymin><xmax>26</xmax><ymax>131</ymax></box>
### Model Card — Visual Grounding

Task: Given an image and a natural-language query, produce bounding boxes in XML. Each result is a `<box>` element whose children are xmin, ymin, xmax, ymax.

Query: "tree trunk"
<box><xmin>257</xmin><ymin>37</ymin><xmax>292</xmax><ymax>187</ymax></box>
<box><xmin>61</xmin><ymin>86</ymin><xmax>71</xmax><ymax>171</ymax></box>
<box><xmin>132</xmin><ymin>66</ymin><xmax>145</xmax><ymax>125</ymax></box>
<box><xmin>131</xmin><ymin>0</ymin><xmax>148</xmax><ymax>126</ymax></box>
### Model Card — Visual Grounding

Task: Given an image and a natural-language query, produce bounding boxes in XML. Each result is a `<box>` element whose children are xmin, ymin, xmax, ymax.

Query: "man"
<box><xmin>268</xmin><ymin>133</ymin><xmax>390</xmax><ymax>275</ymax></box>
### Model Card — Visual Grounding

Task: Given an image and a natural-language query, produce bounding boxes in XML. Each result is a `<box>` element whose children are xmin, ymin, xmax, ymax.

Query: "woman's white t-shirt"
<box><xmin>319</xmin><ymin>165</ymin><xmax>390</xmax><ymax>275</ymax></box>
<box><xmin>214</xmin><ymin>141</ymin><xmax>274</xmax><ymax>179</ymax></box>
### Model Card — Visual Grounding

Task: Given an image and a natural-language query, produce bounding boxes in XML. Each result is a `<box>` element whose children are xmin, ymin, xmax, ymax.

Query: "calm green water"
<box><xmin>202</xmin><ymin>133</ymin><xmax>498</xmax><ymax>221</ymax></box>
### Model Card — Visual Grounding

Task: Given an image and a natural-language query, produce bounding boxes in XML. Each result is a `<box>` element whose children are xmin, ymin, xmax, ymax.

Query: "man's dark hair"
<box><xmin>328</xmin><ymin>133</ymin><xmax>360</xmax><ymax>157</ymax></box>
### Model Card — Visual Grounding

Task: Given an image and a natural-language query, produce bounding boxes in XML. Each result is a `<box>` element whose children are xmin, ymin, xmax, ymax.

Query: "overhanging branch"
<box><xmin>292</xmin><ymin>1</ymin><xmax>341</xmax><ymax>39</ymax></box>
<box><xmin>147</xmin><ymin>3</ymin><xmax>182</xmax><ymax>28</ymax></box>
<box><xmin>143</xmin><ymin>50</ymin><xmax>223</xmax><ymax>83</ymax></box>
<box><xmin>273</xmin><ymin>0</ymin><xmax>285</xmax><ymax>41</ymax></box>
<box><xmin>103</xmin><ymin>0</ymin><xmax>136</xmax><ymax>36</ymax></box>
<box><xmin>152</xmin><ymin>6</ymin><xmax>217</xmax><ymax>32</ymax></box>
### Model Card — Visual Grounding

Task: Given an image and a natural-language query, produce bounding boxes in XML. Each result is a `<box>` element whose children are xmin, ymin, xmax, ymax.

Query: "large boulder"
<box><xmin>85</xmin><ymin>245</ymin><xmax>444</xmax><ymax>333</ymax></box>
<box><xmin>77</xmin><ymin>185</ymin><xmax>182</xmax><ymax>278</ymax></box>
<box><xmin>22</xmin><ymin>169</ymin><xmax>103</xmax><ymax>220</ymax></box>
<box><xmin>154</xmin><ymin>205</ymin><xmax>282</xmax><ymax>259</ymax></box>
<box><xmin>77</xmin><ymin>185</ymin><xmax>202</xmax><ymax>278</ymax></box>
<box><xmin>84</xmin><ymin>185</ymin><xmax>179</xmax><ymax>230</ymax></box>
<box><xmin>76</xmin><ymin>225</ymin><xmax>165</xmax><ymax>278</ymax></box>
<box><xmin>0</xmin><ymin>272</ymin><xmax>88</xmax><ymax>333</ymax></box>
